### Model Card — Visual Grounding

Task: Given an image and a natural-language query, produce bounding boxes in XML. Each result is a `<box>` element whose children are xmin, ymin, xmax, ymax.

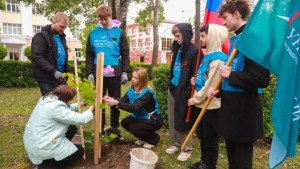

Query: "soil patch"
<box><xmin>68</xmin><ymin>139</ymin><xmax>164</xmax><ymax>169</ymax></box>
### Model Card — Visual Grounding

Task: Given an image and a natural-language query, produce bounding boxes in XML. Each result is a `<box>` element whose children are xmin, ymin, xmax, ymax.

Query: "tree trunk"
<box><xmin>108</xmin><ymin>0</ymin><xmax>120</xmax><ymax>20</ymax></box>
<box><xmin>151</xmin><ymin>0</ymin><xmax>161</xmax><ymax>74</ymax></box>
<box><xmin>195</xmin><ymin>0</ymin><xmax>201</xmax><ymax>46</ymax></box>
<box><xmin>119</xmin><ymin>0</ymin><xmax>129</xmax><ymax>33</ymax></box>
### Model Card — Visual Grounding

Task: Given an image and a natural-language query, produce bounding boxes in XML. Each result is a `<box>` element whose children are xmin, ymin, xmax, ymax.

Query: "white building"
<box><xmin>0</xmin><ymin>0</ymin><xmax>84</xmax><ymax>61</ymax></box>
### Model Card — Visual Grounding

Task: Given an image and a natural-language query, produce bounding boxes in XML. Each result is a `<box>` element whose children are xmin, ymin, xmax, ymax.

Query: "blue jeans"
<box><xmin>38</xmin><ymin>82</ymin><xmax>58</xmax><ymax>96</ymax></box>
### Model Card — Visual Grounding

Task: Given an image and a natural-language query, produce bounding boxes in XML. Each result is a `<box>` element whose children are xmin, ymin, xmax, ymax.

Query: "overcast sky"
<box><xmin>127</xmin><ymin>0</ymin><xmax>203</xmax><ymax>24</ymax></box>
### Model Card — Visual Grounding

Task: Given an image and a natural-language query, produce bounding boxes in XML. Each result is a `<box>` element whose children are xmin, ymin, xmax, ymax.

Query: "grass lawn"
<box><xmin>0</xmin><ymin>86</ymin><xmax>299</xmax><ymax>169</ymax></box>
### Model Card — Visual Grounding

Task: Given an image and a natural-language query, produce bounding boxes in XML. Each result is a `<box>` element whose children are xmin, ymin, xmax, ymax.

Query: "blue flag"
<box><xmin>235</xmin><ymin>0</ymin><xmax>300</xmax><ymax>168</ymax></box>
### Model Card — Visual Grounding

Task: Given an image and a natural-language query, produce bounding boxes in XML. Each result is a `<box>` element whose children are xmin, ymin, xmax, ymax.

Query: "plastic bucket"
<box><xmin>129</xmin><ymin>148</ymin><xmax>158</xmax><ymax>169</ymax></box>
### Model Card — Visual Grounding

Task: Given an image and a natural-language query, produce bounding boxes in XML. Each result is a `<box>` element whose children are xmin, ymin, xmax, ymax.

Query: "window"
<box><xmin>3</xmin><ymin>23</ymin><xmax>22</xmax><ymax>35</ymax></box>
<box><xmin>9</xmin><ymin>52</ymin><xmax>19</xmax><ymax>61</ymax></box>
<box><xmin>75</xmin><ymin>48</ymin><xmax>82</xmax><ymax>58</ymax></box>
<box><xmin>132</xmin><ymin>41</ymin><xmax>136</xmax><ymax>47</ymax></box>
<box><xmin>146</xmin><ymin>53</ymin><xmax>150</xmax><ymax>58</ymax></box>
<box><xmin>5</xmin><ymin>0</ymin><xmax>20</xmax><ymax>12</ymax></box>
<box><xmin>74</xmin><ymin>29</ymin><xmax>82</xmax><ymax>39</ymax></box>
<box><xmin>146</xmin><ymin>39</ymin><xmax>150</xmax><ymax>46</ymax></box>
<box><xmin>161</xmin><ymin>38</ymin><xmax>173</xmax><ymax>51</ymax></box>
<box><xmin>32</xmin><ymin>3</ymin><xmax>43</xmax><ymax>15</ymax></box>
<box><xmin>138</xmin><ymin>40</ymin><xmax>143</xmax><ymax>47</ymax></box>
<box><xmin>33</xmin><ymin>25</ymin><xmax>42</xmax><ymax>35</ymax></box>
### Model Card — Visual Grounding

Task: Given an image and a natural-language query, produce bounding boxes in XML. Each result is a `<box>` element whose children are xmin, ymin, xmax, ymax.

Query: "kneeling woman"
<box><xmin>23</xmin><ymin>85</ymin><xmax>94</xmax><ymax>168</ymax></box>
<box><xmin>104</xmin><ymin>67</ymin><xmax>163</xmax><ymax>149</ymax></box>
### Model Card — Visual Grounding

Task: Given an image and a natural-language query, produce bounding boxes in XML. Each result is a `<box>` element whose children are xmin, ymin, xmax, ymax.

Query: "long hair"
<box><xmin>131</xmin><ymin>67</ymin><xmax>150</xmax><ymax>93</ymax></box>
<box><xmin>44</xmin><ymin>85</ymin><xmax>77</xmax><ymax>104</ymax></box>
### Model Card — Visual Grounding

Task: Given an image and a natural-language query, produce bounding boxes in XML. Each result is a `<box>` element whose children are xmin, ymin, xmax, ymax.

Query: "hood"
<box><xmin>206</xmin><ymin>24</ymin><xmax>228</xmax><ymax>54</ymax></box>
<box><xmin>171</xmin><ymin>23</ymin><xmax>193</xmax><ymax>51</ymax></box>
<box><xmin>41</xmin><ymin>24</ymin><xmax>66</xmax><ymax>37</ymax></box>
<box><xmin>100</xmin><ymin>20</ymin><xmax>121</xmax><ymax>28</ymax></box>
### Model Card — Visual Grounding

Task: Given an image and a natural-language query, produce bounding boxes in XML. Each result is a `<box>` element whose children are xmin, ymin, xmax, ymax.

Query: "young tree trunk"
<box><xmin>151</xmin><ymin>0</ymin><xmax>161</xmax><ymax>74</ymax></box>
<box><xmin>195</xmin><ymin>0</ymin><xmax>201</xmax><ymax>46</ymax></box>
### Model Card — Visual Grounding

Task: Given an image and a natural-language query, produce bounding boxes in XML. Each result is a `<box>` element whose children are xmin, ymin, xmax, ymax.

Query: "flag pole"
<box><xmin>73</xmin><ymin>57</ymin><xmax>86</xmax><ymax>160</ymax></box>
<box><xmin>181</xmin><ymin>48</ymin><xmax>237</xmax><ymax>151</ymax></box>
<box><xmin>186</xmin><ymin>42</ymin><xmax>203</xmax><ymax>122</ymax></box>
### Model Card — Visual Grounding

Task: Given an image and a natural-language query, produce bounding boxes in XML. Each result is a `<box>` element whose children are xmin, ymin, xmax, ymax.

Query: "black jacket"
<box><xmin>85</xmin><ymin>30</ymin><xmax>129</xmax><ymax>77</ymax></box>
<box><xmin>168</xmin><ymin>23</ymin><xmax>199</xmax><ymax>131</ymax></box>
<box><xmin>218</xmin><ymin>25</ymin><xmax>270</xmax><ymax>142</ymax></box>
<box><xmin>31</xmin><ymin>25</ymin><xmax>69</xmax><ymax>85</ymax></box>
<box><xmin>117</xmin><ymin>90</ymin><xmax>157</xmax><ymax>113</ymax></box>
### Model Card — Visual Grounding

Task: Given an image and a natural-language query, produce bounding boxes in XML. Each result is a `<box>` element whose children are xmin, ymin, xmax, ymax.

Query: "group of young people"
<box><xmin>24</xmin><ymin>1</ymin><xmax>270</xmax><ymax>169</ymax></box>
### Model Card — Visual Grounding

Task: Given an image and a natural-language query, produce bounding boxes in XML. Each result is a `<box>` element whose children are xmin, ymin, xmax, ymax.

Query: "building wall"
<box><xmin>0</xmin><ymin>1</ymin><xmax>83</xmax><ymax>62</ymax></box>
<box><xmin>126</xmin><ymin>20</ymin><xmax>178</xmax><ymax>64</ymax></box>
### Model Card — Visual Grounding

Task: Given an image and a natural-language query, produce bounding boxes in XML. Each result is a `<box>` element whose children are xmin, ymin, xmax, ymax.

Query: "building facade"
<box><xmin>0</xmin><ymin>0</ymin><xmax>84</xmax><ymax>62</ymax></box>
<box><xmin>126</xmin><ymin>20</ymin><xmax>178</xmax><ymax>64</ymax></box>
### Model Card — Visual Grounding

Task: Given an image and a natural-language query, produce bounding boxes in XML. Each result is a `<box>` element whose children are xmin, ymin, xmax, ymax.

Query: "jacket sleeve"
<box><xmin>119</xmin><ymin>32</ymin><xmax>130</xmax><ymax>73</ymax></box>
<box><xmin>86</xmin><ymin>34</ymin><xmax>95</xmax><ymax>75</ymax></box>
<box><xmin>31</xmin><ymin>33</ymin><xmax>56</xmax><ymax>74</ymax></box>
<box><xmin>190</xmin><ymin>60</ymin><xmax>222</xmax><ymax>105</ymax></box>
<box><xmin>117</xmin><ymin>92</ymin><xmax>153</xmax><ymax>113</ymax></box>
<box><xmin>228</xmin><ymin>57</ymin><xmax>270</xmax><ymax>88</ymax></box>
<box><xmin>51</xmin><ymin>103</ymin><xmax>93</xmax><ymax>125</ymax></box>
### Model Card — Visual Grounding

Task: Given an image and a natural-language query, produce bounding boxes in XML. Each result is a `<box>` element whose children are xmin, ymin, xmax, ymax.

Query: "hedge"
<box><xmin>153</xmin><ymin>64</ymin><xmax>170</xmax><ymax>124</ymax></box>
<box><xmin>0</xmin><ymin>60</ymin><xmax>38</xmax><ymax>87</ymax></box>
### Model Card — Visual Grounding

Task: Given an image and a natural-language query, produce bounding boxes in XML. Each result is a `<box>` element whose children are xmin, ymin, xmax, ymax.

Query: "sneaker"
<box><xmin>135</xmin><ymin>139</ymin><xmax>145</xmax><ymax>146</ymax></box>
<box><xmin>188</xmin><ymin>161</ymin><xmax>208</xmax><ymax>169</ymax></box>
<box><xmin>166</xmin><ymin>146</ymin><xmax>180</xmax><ymax>154</ymax></box>
<box><xmin>106</xmin><ymin>127</ymin><xmax>121</xmax><ymax>137</ymax></box>
<box><xmin>143</xmin><ymin>143</ymin><xmax>154</xmax><ymax>149</ymax></box>
<box><xmin>75</xmin><ymin>129</ymin><xmax>81</xmax><ymax>136</ymax></box>
<box><xmin>177</xmin><ymin>151</ymin><xmax>192</xmax><ymax>161</ymax></box>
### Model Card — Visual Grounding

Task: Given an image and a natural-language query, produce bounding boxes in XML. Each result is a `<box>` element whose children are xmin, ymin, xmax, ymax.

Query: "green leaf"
<box><xmin>100</xmin><ymin>103</ymin><xmax>106</xmax><ymax>109</ymax></box>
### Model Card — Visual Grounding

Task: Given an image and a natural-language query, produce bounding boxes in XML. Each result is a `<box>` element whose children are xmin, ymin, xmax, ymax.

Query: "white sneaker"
<box><xmin>143</xmin><ymin>143</ymin><xmax>154</xmax><ymax>149</ymax></box>
<box><xmin>177</xmin><ymin>151</ymin><xmax>192</xmax><ymax>161</ymax></box>
<box><xmin>135</xmin><ymin>139</ymin><xmax>145</xmax><ymax>146</ymax></box>
<box><xmin>166</xmin><ymin>146</ymin><xmax>180</xmax><ymax>154</ymax></box>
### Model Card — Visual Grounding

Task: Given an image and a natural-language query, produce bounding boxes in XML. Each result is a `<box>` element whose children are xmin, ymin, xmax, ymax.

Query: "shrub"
<box><xmin>153</xmin><ymin>64</ymin><xmax>170</xmax><ymax>124</ymax></box>
<box><xmin>129</xmin><ymin>62</ymin><xmax>152</xmax><ymax>80</ymax></box>
<box><xmin>0</xmin><ymin>60</ymin><xmax>38</xmax><ymax>87</ymax></box>
<box><xmin>24</xmin><ymin>46</ymin><xmax>32</xmax><ymax>61</ymax></box>
<box><xmin>0</xmin><ymin>44</ymin><xmax>8</xmax><ymax>60</ymax></box>
<box><xmin>261</xmin><ymin>73</ymin><xmax>277</xmax><ymax>143</ymax></box>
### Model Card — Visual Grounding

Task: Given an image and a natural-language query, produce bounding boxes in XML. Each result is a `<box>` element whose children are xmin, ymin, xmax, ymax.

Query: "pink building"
<box><xmin>126</xmin><ymin>20</ymin><xmax>179</xmax><ymax>64</ymax></box>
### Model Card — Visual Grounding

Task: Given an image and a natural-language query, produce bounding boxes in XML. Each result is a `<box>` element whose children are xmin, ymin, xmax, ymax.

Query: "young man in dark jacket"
<box><xmin>32</xmin><ymin>12</ymin><xmax>70</xmax><ymax>96</ymax></box>
<box><xmin>86</xmin><ymin>5</ymin><xmax>129</xmax><ymax>135</ymax></box>
<box><xmin>208</xmin><ymin>1</ymin><xmax>270</xmax><ymax>168</ymax></box>
<box><xmin>166</xmin><ymin>23</ymin><xmax>199</xmax><ymax>161</ymax></box>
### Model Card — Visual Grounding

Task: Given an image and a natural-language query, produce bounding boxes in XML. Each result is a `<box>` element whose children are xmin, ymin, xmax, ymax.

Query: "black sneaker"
<box><xmin>188</xmin><ymin>161</ymin><xmax>208</xmax><ymax>169</ymax></box>
<box><xmin>106</xmin><ymin>127</ymin><xmax>121</xmax><ymax>137</ymax></box>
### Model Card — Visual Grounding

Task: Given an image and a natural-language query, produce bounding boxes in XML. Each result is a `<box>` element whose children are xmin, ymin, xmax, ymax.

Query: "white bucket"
<box><xmin>129</xmin><ymin>148</ymin><xmax>158</xmax><ymax>169</ymax></box>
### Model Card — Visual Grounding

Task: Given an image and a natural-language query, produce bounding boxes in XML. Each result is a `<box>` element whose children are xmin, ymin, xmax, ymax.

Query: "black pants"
<box><xmin>225</xmin><ymin>140</ymin><xmax>253</xmax><ymax>169</ymax></box>
<box><xmin>121</xmin><ymin>113</ymin><xmax>163</xmax><ymax>145</ymax></box>
<box><xmin>191</xmin><ymin>107</ymin><xmax>219</xmax><ymax>169</ymax></box>
<box><xmin>102</xmin><ymin>76</ymin><xmax>121</xmax><ymax>128</ymax></box>
<box><xmin>38</xmin><ymin>125</ymin><xmax>84</xmax><ymax>169</ymax></box>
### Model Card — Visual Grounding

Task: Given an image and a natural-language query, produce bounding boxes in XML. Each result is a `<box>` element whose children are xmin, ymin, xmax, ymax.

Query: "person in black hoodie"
<box><xmin>207</xmin><ymin>1</ymin><xmax>270</xmax><ymax>169</ymax></box>
<box><xmin>31</xmin><ymin>12</ymin><xmax>70</xmax><ymax>96</ymax></box>
<box><xmin>165</xmin><ymin>23</ymin><xmax>199</xmax><ymax>161</ymax></box>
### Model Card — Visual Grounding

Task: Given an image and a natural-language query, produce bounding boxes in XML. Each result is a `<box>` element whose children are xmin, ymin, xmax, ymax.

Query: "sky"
<box><xmin>127</xmin><ymin>0</ymin><xmax>204</xmax><ymax>24</ymax></box>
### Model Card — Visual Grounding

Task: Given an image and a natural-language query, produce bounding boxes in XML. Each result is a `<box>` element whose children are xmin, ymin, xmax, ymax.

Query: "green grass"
<box><xmin>0</xmin><ymin>86</ymin><xmax>300</xmax><ymax>169</ymax></box>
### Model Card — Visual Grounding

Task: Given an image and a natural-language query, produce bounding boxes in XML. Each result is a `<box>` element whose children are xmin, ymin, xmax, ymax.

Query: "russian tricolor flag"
<box><xmin>204</xmin><ymin>0</ymin><xmax>229</xmax><ymax>54</ymax></box>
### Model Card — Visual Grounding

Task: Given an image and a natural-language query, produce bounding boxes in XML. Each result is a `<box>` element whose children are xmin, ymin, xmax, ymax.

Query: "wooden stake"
<box><xmin>73</xmin><ymin>57</ymin><xmax>86</xmax><ymax>160</ymax></box>
<box><xmin>181</xmin><ymin>48</ymin><xmax>237</xmax><ymax>151</ymax></box>
<box><xmin>94</xmin><ymin>53</ymin><xmax>104</xmax><ymax>164</ymax></box>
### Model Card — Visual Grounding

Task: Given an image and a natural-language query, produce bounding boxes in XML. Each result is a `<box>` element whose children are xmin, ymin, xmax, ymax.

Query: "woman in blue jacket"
<box><xmin>23</xmin><ymin>85</ymin><xmax>94</xmax><ymax>168</ymax></box>
<box><xmin>104</xmin><ymin>67</ymin><xmax>163</xmax><ymax>149</ymax></box>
